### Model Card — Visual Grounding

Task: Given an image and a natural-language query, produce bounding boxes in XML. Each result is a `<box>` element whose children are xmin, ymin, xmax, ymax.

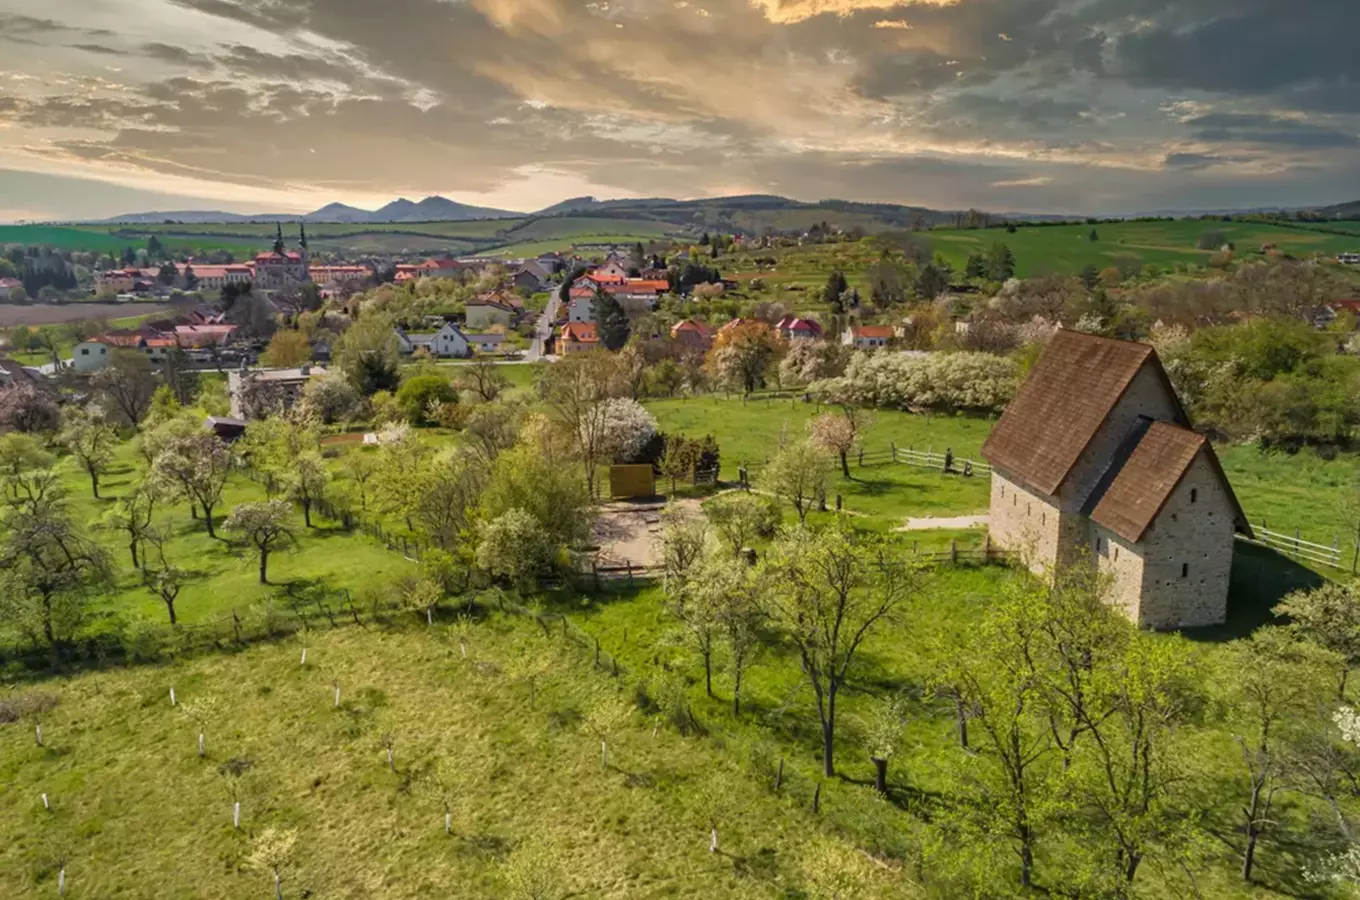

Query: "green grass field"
<box><xmin>3</xmin><ymin>387</ymin><xmax>1358</xmax><ymax>897</ymax></box>
<box><xmin>723</xmin><ymin>220</ymin><xmax>1360</xmax><ymax>289</ymax></box>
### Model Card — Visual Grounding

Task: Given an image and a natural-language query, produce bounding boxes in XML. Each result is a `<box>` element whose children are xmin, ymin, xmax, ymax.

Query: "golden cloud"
<box><xmin>750</xmin><ymin>0</ymin><xmax>960</xmax><ymax>25</ymax></box>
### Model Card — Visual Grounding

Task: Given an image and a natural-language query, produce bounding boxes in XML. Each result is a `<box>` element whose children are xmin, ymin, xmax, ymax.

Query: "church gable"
<box><xmin>982</xmin><ymin>330</ymin><xmax>1186</xmax><ymax>496</ymax></box>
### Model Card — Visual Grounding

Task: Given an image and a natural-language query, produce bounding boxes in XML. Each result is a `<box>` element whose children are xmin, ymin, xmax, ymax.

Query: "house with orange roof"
<box><xmin>174</xmin><ymin>324</ymin><xmax>238</xmax><ymax>348</ymax></box>
<box><xmin>556</xmin><ymin>321</ymin><xmax>599</xmax><ymax>355</ymax></box>
<box><xmin>843</xmin><ymin>324</ymin><xmax>895</xmax><ymax>350</ymax></box>
<box><xmin>670</xmin><ymin>319</ymin><xmax>713</xmax><ymax>351</ymax></box>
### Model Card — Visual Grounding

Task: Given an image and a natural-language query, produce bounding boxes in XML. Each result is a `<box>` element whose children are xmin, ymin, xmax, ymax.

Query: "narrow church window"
<box><xmin>1190</xmin><ymin>488</ymin><xmax>1198</xmax><ymax>504</ymax></box>
<box><xmin>1042</xmin><ymin>512</ymin><xmax>1046</xmax><ymax>526</ymax></box>
<box><xmin>1114</xmin><ymin>547</ymin><xmax>1119</xmax><ymax>562</ymax></box>
<box><xmin>1181</xmin><ymin>563</ymin><xmax>1188</xmax><ymax>578</ymax></box>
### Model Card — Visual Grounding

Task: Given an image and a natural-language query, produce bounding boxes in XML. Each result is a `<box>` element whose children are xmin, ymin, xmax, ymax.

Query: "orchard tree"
<box><xmin>98</xmin><ymin>479</ymin><xmax>157</xmax><ymax>569</ymax></box>
<box><xmin>246</xmin><ymin>827</ymin><xmax>297</xmax><ymax>900</ymax></box>
<box><xmin>689</xmin><ymin>551</ymin><xmax>765</xmax><ymax>714</ymax></box>
<box><xmin>809</xmin><ymin>409</ymin><xmax>859</xmax><ymax>478</ymax></box>
<box><xmin>476</xmin><ymin>507</ymin><xmax>555</xmax><ymax>593</ymax></box>
<box><xmin>92</xmin><ymin>351</ymin><xmax>159</xmax><ymax>427</ymax></box>
<box><xmin>705</xmin><ymin>321</ymin><xmax>781</xmax><ymax>395</ymax></box>
<box><xmin>762</xmin><ymin>524</ymin><xmax>920</xmax><ymax>776</ymax></box>
<box><xmin>0</xmin><ymin>500</ymin><xmax>112</xmax><ymax>646</ymax></box>
<box><xmin>864</xmin><ymin>693</ymin><xmax>910</xmax><ymax>794</ymax></box>
<box><xmin>764</xmin><ymin>439</ymin><xmax>830</xmax><ymax>525</ymax></box>
<box><xmin>1276</xmin><ymin>582</ymin><xmax>1360</xmax><ymax>698</ymax></box>
<box><xmin>705</xmin><ymin>492</ymin><xmax>779</xmax><ymax>557</ymax></box>
<box><xmin>285</xmin><ymin>452</ymin><xmax>329</xmax><ymax>527</ymax></box>
<box><xmin>153</xmin><ymin>432</ymin><xmax>235</xmax><ymax>538</ymax></box>
<box><xmin>0</xmin><ymin>383</ymin><xmax>60</xmax><ymax>434</ymax></box>
<box><xmin>225</xmin><ymin>501</ymin><xmax>297</xmax><ymax>584</ymax></box>
<box><xmin>456</xmin><ymin>356</ymin><xmax>509</xmax><ymax>402</ymax></box>
<box><xmin>1228</xmin><ymin>627</ymin><xmax>1333</xmax><ymax>883</ymax></box>
<box><xmin>57</xmin><ymin>406</ymin><xmax>118</xmax><ymax>498</ymax></box>
<box><xmin>538</xmin><ymin>351</ymin><xmax>626</xmax><ymax>496</ymax></box>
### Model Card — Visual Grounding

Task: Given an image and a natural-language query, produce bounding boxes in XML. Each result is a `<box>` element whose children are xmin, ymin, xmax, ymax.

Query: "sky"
<box><xmin>0</xmin><ymin>0</ymin><xmax>1355</xmax><ymax>221</ymax></box>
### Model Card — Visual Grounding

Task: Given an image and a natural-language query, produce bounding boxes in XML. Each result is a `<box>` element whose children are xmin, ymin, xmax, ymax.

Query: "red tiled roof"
<box><xmin>776</xmin><ymin>316</ymin><xmax>823</xmax><ymax>334</ymax></box>
<box><xmin>561</xmin><ymin>322</ymin><xmax>598</xmax><ymax>343</ymax></box>
<box><xmin>671</xmin><ymin>319</ymin><xmax>711</xmax><ymax>337</ymax></box>
<box><xmin>850</xmin><ymin>325</ymin><xmax>895</xmax><ymax>339</ymax></box>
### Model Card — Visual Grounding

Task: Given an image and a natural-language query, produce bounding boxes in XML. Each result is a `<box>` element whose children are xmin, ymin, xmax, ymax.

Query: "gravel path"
<box><xmin>896</xmin><ymin>514</ymin><xmax>990</xmax><ymax>531</ymax></box>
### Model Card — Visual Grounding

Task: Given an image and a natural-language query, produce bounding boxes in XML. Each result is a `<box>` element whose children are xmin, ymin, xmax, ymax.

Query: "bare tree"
<box><xmin>92</xmin><ymin>351</ymin><xmax>159</xmax><ymax>428</ymax></box>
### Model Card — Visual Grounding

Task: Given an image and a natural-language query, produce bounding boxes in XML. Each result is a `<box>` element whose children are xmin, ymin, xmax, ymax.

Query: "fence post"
<box><xmin>858</xmin><ymin>448</ymin><xmax>864</xmax><ymax>467</ymax></box>
<box><xmin>890</xmin><ymin>441</ymin><xmax>896</xmax><ymax>462</ymax></box>
<box><xmin>984</xmin><ymin>535</ymin><xmax>991</xmax><ymax>563</ymax></box>
<box><xmin>1295</xmin><ymin>528</ymin><xmax>1302</xmax><ymax>559</ymax></box>
<box><xmin>232</xmin><ymin>609</ymin><xmax>242</xmax><ymax>644</ymax></box>
<box><xmin>951</xmin><ymin>539</ymin><xmax>958</xmax><ymax>564</ymax></box>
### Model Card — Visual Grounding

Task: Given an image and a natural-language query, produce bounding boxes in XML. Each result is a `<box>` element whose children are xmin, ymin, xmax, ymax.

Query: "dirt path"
<box><xmin>895</xmin><ymin>514</ymin><xmax>990</xmax><ymax>531</ymax></box>
<box><xmin>592</xmin><ymin>498</ymin><xmax>705</xmax><ymax>568</ymax></box>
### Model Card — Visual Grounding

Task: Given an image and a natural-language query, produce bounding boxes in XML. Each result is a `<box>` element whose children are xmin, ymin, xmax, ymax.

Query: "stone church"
<box><xmin>981</xmin><ymin>329</ymin><xmax>1252</xmax><ymax>629</ymax></box>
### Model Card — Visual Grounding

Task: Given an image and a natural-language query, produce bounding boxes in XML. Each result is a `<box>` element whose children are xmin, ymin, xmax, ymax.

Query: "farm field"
<box><xmin>0</xmin><ymin>301</ymin><xmax>176</xmax><ymax>328</ymax></box>
<box><xmin>722</xmin><ymin>219</ymin><xmax>1360</xmax><ymax>288</ymax></box>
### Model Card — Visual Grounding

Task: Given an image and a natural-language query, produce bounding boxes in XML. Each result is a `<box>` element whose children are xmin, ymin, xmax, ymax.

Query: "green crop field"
<box><xmin>722</xmin><ymin>220</ymin><xmax>1360</xmax><ymax>286</ymax></box>
<box><xmin>0</xmin><ymin>226</ymin><xmax>132</xmax><ymax>253</ymax></box>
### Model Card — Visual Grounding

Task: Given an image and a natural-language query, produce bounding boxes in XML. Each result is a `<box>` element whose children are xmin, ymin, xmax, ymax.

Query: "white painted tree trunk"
<box><xmin>198</xmin><ymin>731</ymin><xmax>205</xmax><ymax>757</ymax></box>
<box><xmin>169</xmin><ymin>686</ymin><xmax>176</xmax><ymax>707</ymax></box>
<box><xmin>300</xmin><ymin>648</ymin><xmax>307</xmax><ymax>666</ymax></box>
<box><xmin>710</xmin><ymin>828</ymin><xmax>718</xmax><ymax>854</ymax></box>
<box><xmin>233</xmin><ymin>801</ymin><xmax>240</xmax><ymax>830</ymax></box>
<box><xmin>273</xmin><ymin>868</ymin><xmax>282</xmax><ymax>900</ymax></box>
<box><xmin>41</xmin><ymin>792</ymin><xmax>49</xmax><ymax>811</ymax></box>
<box><xmin>334</xmin><ymin>683</ymin><xmax>341</xmax><ymax>708</ymax></box>
<box><xmin>35</xmin><ymin>723</ymin><xmax>42</xmax><ymax>746</ymax></box>
<box><xmin>426</xmin><ymin>607</ymin><xmax>433</xmax><ymax>626</ymax></box>
<box><xmin>444</xmin><ymin>811</ymin><xmax>452</xmax><ymax>835</ymax></box>
<box><xmin>58</xmin><ymin>867</ymin><xmax>65</xmax><ymax>897</ymax></box>
<box><xmin>386</xmin><ymin>747</ymin><xmax>395</xmax><ymax>771</ymax></box>
<box><xmin>459</xmin><ymin>641</ymin><xmax>466</xmax><ymax>659</ymax></box>
<box><xmin>601</xmin><ymin>739</ymin><xmax>608</xmax><ymax>770</ymax></box>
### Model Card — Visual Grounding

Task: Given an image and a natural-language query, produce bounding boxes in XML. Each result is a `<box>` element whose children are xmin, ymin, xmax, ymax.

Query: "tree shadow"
<box><xmin>1183</xmin><ymin>542</ymin><xmax>1324</xmax><ymax>642</ymax></box>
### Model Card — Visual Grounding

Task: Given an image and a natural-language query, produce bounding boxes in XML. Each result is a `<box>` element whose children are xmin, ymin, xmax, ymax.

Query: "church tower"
<box><xmin>298</xmin><ymin>223</ymin><xmax>310</xmax><ymax>269</ymax></box>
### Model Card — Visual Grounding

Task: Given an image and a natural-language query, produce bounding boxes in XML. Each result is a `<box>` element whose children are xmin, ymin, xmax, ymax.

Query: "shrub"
<box><xmin>811</xmin><ymin>351</ymin><xmax>1018</xmax><ymax>413</ymax></box>
<box><xmin>395</xmin><ymin>375</ymin><xmax>456</xmax><ymax>425</ymax></box>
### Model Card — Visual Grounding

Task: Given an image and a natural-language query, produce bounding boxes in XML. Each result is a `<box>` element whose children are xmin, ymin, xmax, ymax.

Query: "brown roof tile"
<box><xmin>1087</xmin><ymin>421</ymin><xmax>1205</xmax><ymax>542</ymax></box>
<box><xmin>981</xmin><ymin>330</ymin><xmax>1175</xmax><ymax>495</ymax></box>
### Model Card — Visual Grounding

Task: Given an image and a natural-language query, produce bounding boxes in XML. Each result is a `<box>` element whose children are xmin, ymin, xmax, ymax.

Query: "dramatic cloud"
<box><xmin>0</xmin><ymin>0</ymin><xmax>1355</xmax><ymax>218</ymax></box>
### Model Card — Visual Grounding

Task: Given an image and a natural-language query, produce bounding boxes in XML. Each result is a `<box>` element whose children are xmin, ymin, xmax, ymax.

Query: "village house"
<box><xmin>843</xmin><ymin>324</ymin><xmax>894</xmax><ymax>350</ymax></box>
<box><xmin>464</xmin><ymin>332</ymin><xmax>507</xmax><ymax>354</ymax></box>
<box><xmin>72</xmin><ymin>340</ymin><xmax>112</xmax><ymax>373</ymax></box>
<box><xmin>174</xmin><ymin>324</ymin><xmax>238</xmax><ymax>348</ymax></box>
<box><xmin>981</xmin><ymin>329</ymin><xmax>1252</xmax><ymax>630</ymax></box>
<box><xmin>228</xmin><ymin>365</ymin><xmax>328</xmax><ymax>418</ymax></box>
<box><xmin>670</xmin><ymin>319</ymin><xmax>713</xmax><ymax>351</ymax></box>
<box><xmin>395</xmin><ymin>322</ymin><xmax>471</xmax><ymax>358</ymax></box>
<box><xmin>0</xmin><ymin>278</ymin><xmax>21</xmax><ymax>301</ymax></box>
<box><xmin>466</xmin><ymin>292</ymin><xmax>523</xmax><ymax>330</ymax></box>
<box><xmin>556</xmin><ymin>321</ymin><xmax>599</xmax><ymax>355</ymax></box>
<box><xmin>775</xmin><ymin>316</ymin><xmax>824</xmax><ymax>341</ymax></box>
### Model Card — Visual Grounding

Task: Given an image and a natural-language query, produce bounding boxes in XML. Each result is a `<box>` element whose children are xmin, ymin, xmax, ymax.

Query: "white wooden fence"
<box><xmin>1241</xmin><ymin>523</ymin><xmax>1348</xmax><ymax>571</ymax></box>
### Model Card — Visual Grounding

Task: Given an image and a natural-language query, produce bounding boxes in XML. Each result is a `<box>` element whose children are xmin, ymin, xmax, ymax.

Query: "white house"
<box><xmin>464</xmin><ymin>333</ymin><xmax>507</xmax><ymax>354</ymax></box>
<box><xmin>72</xmin><ymin>340</ymin><xmax>112</xmax><ymax>372</ymax></box>
<box><xmin>395</xmin><ymin>323</ymin><xmax>470</xmax><ymax>358</ymax></box>
<box><xmin>843</xmin><ymin>325</ymin><xmax>894</xmax><ymax>350</ymax></box>
<box><xmin>569</xmin><ymin>293</ymin><xmax>596</xmax><ymax>323</ymax></box>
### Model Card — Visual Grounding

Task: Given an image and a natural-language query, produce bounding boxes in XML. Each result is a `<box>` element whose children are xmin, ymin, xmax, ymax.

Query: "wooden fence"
<box><xmin>1241</xmin><ymin>522</ymin><xmax>1348</xmax><ymax>571</ymax></box>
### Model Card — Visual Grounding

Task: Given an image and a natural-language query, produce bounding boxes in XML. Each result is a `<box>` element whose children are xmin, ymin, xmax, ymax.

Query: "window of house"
<box><xmin>80</xmin><ymin>348</ymin><xmax>89</xmax><ymax>356</ymax></box>
<box><xmin>1181</xmin><ymin>563</ymin><xmax>1188</xmax><ymax>578</ymax></box>
<box><xmin>1190</xmin><ymin>488</ymin><xmax>1198</xmax><ymax>504</ymax></box>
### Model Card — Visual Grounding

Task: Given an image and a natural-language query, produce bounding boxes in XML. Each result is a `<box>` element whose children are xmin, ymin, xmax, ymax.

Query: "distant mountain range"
<box><xmin>89</xmin><ymin>193</ymin><xmax>1360</xmax><ymax>228</ymax></box>
<box><xmin>97</xmin><ymin>195</ymin><xmax>522</xmax><ymax>225</ymax></box>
